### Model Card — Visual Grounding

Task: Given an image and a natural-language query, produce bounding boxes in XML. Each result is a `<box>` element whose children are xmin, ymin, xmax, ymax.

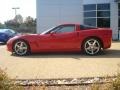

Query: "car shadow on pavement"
<box><xmin>12</xmin><ymin>49</ymin><xmax>120</xmax><ymax>59</ymax></box>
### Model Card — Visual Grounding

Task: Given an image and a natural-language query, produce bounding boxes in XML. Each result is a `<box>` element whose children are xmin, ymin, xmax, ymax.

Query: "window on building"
<box><xmin>97</xmin><ymin>18</ymin><xmax>110</xmax><ymax>27</ymax></box>
<box><xmin>118</xmin><ymin>4</ymin><xmax>120</xmax><ymax>27</ymax></box>
<box><xmin>118</xmin><ymin>11</ymin><xmax>120</xmax><ymax>16</ymax></box>
<box><xmin>97</xmin><ymin>11</ymin><xmax>110</xmax><ymax>17</ymax></box>
<box><xmin>84</xmin><ymin>4</ymin><xmax>96</xmax><ymax>11</ymax></box>
<box><xmin>97</xmin><ymin>4</ymin><xmax>110</xmax><ymax>10</ymax></box>
<box><xmin>84</xmin><ymin>11</ymin><xmax>96</xmax><ymax>17</ymax></box>
<box><xmin>84</xmin><ymin>18</ymin><xmax>96</xmax><ymax>27</ymax></box>
<box><xmin>118</xmin><ymin>3</ymin><xmax>120</xmax><ymax>9</ymax></box>
<box><xmin>119</xmin><ymin>18</ymin><xmax>120</xmax><ymax>27</ymax></box>
<box><xmin>118</xmin><ymin>3</ymin><xmax>120</xmax><ymax>40</ymax></box>
<box><xmin>84</xmin><ymin>3</ymin><xmax>110</xmax><ymax>28</ymax></box>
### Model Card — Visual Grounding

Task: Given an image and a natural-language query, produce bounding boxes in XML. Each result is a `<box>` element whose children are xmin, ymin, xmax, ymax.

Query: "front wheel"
<box><xmin>83</xmin><ymin>38</ymin><xmax>102</xmax><ymax>55</ymax></box>
<box><xmin>13</xmin><ymin>40</ymin><xmax>30</xmax><ymax>56</ymax></box>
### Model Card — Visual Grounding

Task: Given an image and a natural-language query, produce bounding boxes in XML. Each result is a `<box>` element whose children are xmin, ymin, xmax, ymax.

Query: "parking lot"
<box><xmin>0</xmin><ymin>42</ymin><xmax>120</xmax><ymax>79</ymax></box>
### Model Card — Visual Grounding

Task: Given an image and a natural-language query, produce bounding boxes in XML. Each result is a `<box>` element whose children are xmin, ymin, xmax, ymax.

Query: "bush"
<box><xmin>112</xmin><ymin>73</ymin><xmax>120</xmax><ymax>90</ymax></box>
<box><xmin>90</xmin><ymin>74</ymin><xmax>120</xmax><ymax>90</ymax></box>
<box><xmin>0</xmin><ymin>68</ymin><xmax>23</xmax><ymax>90</ymax></box>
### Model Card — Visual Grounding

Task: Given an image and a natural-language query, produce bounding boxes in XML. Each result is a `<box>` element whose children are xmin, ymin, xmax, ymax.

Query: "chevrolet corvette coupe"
<box><xmin>7</xmin><ymin>24</ymin><xmax>112</xmax><ymax>56</ymax></box>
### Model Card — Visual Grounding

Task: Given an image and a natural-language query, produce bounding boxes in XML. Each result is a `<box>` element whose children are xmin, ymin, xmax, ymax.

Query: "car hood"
<box><xmin>8</xmin><ymin>33</ymin><xmax>39</xmax><ymax>41</ymax></box>
<box><xmin>16</xmin><ymin>33</ymin><xmax>38</xmax><ymax>37</ymax></box>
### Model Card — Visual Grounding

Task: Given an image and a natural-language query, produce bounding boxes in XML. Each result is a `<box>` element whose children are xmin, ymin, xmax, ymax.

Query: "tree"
<box><xmin>4</xmin><ymin>16</ymin><xmax>36</xmax><ymax>33</ymax></box>
<box><xmin>19</xmin><ymin>16</ymin><xmax>36</xmax><ymax>33</ymax></box>
<box><xmin>0</xmin><ymin>23</ymin><xmax>5</xmax><ymax>28</ymax></box>
<box><xmin>14</xmin><ymin>14</ymin><xmax>23</xmax><ymax>24</ymax></box>
<box><xmin>5</xmin><ymin>19</ymin><xmax>20</xmax><ymax>29</ymax></box>
<box><xmin>24</xmin><ymin>16</ymin><xmax>36</xmax><ymax>27</ymax></box>
<box><xmin>4</xmin><ymin>14</ymin><xmax>23</xmax><ymax>30</ymax></box>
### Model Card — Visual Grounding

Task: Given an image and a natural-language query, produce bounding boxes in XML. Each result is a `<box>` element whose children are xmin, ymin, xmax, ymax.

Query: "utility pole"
<box><xmin>12</xmin><ymin>7</ymin><xmax>20</xmax><ymax>16</ymax></box>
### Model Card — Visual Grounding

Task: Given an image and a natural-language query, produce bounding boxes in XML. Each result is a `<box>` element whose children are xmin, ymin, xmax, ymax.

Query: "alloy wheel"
<box><xmin>14</xmin><ymin>40</ymin><xmax>28</xmax><ymax>56</ymax></box>
<box><xmin>84</xmin><ymin>38</ymin><xmax>101</xmax><ymax>55</ymax></box>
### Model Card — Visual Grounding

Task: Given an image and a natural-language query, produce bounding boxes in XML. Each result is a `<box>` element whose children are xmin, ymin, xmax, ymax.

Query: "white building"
<box><xmin>37</xmin><ymin>0</ymin><xmax>120</xmax><ymax>40</ymax></box>
<box><xmin>37</xmin><ymin>0</ymin><xmax>83</xmax><ymax>33</ymax></box>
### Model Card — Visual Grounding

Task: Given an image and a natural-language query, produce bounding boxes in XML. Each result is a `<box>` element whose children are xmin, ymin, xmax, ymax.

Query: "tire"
<box><xmin>83</xmin><ymin>38</ymin><xmax>101</xmax><ymax>55</ymax></box>
<box><xmin>13</xmin><ymin>40</ymin><xmax>30</xmax><ymax>56</ymax></box>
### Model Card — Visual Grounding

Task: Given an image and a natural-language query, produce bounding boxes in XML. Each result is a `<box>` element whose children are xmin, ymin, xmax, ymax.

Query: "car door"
<box><xmin>37</xmin><ymin>26</ymin><xmax>62</xmax><ymax>51</ymax></box>
<box><xmin>38</xmin><ymin>25</ymin><xmax>79</xmax><ymax>51</ymax></box>
<box><xmin>50</xmin><ymin>25</ymin><xmax>79</xmax><ymax>51</ymax></box>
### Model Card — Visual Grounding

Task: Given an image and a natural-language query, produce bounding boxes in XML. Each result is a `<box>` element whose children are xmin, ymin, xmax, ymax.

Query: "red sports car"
<box><xmin>7</xmin><ymin>24</ymin><xmax>112</xmax><ymax>56</ymax></box>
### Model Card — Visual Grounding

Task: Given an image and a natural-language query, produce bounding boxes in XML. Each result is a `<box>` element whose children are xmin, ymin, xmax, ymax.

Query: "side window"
<box><xmin>5</xmin><ymin>30</ymin><xmax>15</xmax><ymax>35</ymax></box>
<box><xmin>80</xmin><ymin>25</ymin><xmax>86</xmax><ymax>30</ymax></box>
<box><xmin>80</xmin><ymin>25</ymin><xmax>96</xmax><ymax>30</ymax></box>
<box><xmin>55</xmin><ymin>25</ymin><xmax>75</xmax><ymax>33</ymax></box>
<box><xmin>51</xmin><ymin>26</ymin><xmax>62</xmax><ymax>33</ymax></box>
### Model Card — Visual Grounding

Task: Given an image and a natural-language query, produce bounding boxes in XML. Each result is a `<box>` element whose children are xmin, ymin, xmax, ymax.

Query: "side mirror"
<box><xmin>50</xmin><ymin>32</ymin><xmax>56</xmax><ymax>36</ymax></box>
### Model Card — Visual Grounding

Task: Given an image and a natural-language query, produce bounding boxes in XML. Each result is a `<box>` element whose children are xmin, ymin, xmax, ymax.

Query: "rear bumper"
<box><xmin>103</xmin><ymin>37</ymin><xmax>112</xmax><ymax>49</ymax></box>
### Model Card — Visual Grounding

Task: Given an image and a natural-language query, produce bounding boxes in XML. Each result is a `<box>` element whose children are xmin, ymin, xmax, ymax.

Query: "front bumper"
<box><xmin>7</xmin><ymin>40</ymin><xmax>13</xmax><ymax>52</ymax></box>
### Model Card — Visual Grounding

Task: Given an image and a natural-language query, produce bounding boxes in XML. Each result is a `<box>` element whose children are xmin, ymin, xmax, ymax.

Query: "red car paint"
<box><xmin>7</xmin><ymin>24</ymin><xmax>112</xmax><ymax>54</ymax></box>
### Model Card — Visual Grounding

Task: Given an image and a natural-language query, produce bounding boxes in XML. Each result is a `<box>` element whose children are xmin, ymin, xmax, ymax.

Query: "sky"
<box><xmin>0</xmin><ymin>0</ymin><xmax>36</xmax><ymax>23</ymax></box>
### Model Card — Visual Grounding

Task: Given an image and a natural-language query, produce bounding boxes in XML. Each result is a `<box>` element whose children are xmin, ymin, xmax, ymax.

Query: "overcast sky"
<box><xmin>0</xmin><ymin>0</ymin><xmax>36</xmax><ymax>23</ymax></box>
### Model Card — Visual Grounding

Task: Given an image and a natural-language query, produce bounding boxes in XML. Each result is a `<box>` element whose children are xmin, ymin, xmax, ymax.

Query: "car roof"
<box><xmin>0</xmin><ymin>29</ymin><xmax>14</xmax><ymax>33</ymax></box>
<box><xmin>61</xmin><ymin>23</ymin><xmax>80</xmax><ymax>26</ymax></box>
<box><xmin>0</xmin><ymin>29</ymin><xmax>12</xmax><ymax>31</ymax></box>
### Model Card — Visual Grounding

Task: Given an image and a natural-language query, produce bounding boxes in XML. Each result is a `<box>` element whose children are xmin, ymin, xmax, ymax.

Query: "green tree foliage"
<box><xmin>14</xmin><ymin>14</ymin><xmax>23</xmax><ymax>24</ymax></box>
<box><xmin>5</xmin><ymin>20</ymin><xmax>20</xmax><ymax>30</ymax></box>
<box><xmin>24</xmin><ymin>16</ymin><xmax>36</xmax><ymax>27</ymax></box>
<box><xmin>20</xmin><ymin>16</ymin><xmax>36</xmax><ymax>33</ymax></box>
<box><xmin>0</xmin><ymin>23</ymin><xmax>5</xmax><ymax>28</ymax></box>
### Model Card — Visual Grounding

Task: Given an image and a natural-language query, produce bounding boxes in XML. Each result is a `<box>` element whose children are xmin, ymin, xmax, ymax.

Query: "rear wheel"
<box><xmin>83</xmin><ymin>38</ymin><xmax>101</xmax><ymax>55</ymax></box>
<box><xmin>13</xmin><ymin>40</ymin><xmax>30</xmax><ymax>56</ymax></box>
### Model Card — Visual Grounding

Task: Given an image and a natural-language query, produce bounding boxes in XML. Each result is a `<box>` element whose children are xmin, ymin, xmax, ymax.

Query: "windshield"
<box><xmin>0</xmin><ymin>29</ymin><xmax>15</xmax><ymax>33</ymax></box>
<box><xmin>40</xmin><ymin>27</ymin><xmax>55</xmax><ymax>35</ymax></box>
<box><xmin>0</xmin><ymin>29</ymin><xmax>6</xmax><ymax>33</ymax></box>
<box><xmin>0</xmin><ymin>29</ymin><xmax>16</xmax><ymax>36</ymax></box>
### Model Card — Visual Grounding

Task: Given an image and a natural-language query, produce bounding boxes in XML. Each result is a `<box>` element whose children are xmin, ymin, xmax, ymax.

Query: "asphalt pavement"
<box><xmin>0</xmin><ymin>42</ymin><xmax>120</xmax><ymax>79</ymax></box>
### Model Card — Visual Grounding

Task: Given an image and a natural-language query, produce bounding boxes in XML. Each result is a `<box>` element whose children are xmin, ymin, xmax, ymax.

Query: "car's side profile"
<box><xmin>0</xmin><ymin>29</ymin><xmax>16</xmax><ymax>43</ymax></box>
<box><xmin>7</xmin><ymin>24</ymin><xmax>112</xmax><ymax>56</ymax></box>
